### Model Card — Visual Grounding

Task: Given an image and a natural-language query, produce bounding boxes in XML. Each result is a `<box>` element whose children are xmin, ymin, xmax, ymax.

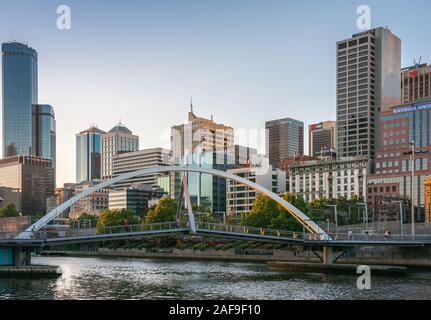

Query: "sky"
<box><xmin>0</xmin><ymin>0</ymin><xmax>430</xmax><ymax>187</ymax></box>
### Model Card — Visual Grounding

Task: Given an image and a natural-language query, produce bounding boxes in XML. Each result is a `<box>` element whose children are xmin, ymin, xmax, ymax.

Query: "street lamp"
<box><xmin>410</xmin><ymin>140</ymin><xmax>416</xmax><ymax>239</ymax></box>
<box><xmin>357</xmin><ymin>202</ymin><xmax>368</xmax><ymax>232</ymax></box>
<box><xmin>403</xmin><ymin>141</ymin><xmax>429</xmax><ymax>239</ymax></box>
<box><xmin>393</xmin><ymin>200</ymin><xmax>404</xmax><ymax>237</ymax></box>
<box><xmin>326</xmin><ymin>204</ymin><xmax>338</xmax><ymax>234</ymax></box>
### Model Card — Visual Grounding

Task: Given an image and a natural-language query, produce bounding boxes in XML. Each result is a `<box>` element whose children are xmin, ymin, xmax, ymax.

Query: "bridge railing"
<box><xmin>304</xmin><ymin>232</ymin><xmax>431</xmax><ymax>242</ymax></box>
<box><xmin>195</xmin><ymin>222</ymin><xmax>306</xmax><ymax>240</ymax></box>
<box><xmin>93</xmin><ymin>221</ymin><xmax>185</xmax><ymax>236</ymax></box>
<box><xmin>12</xmin><ymin>221</ymin><xmax>187</xmax><ymax>240</ymax></box>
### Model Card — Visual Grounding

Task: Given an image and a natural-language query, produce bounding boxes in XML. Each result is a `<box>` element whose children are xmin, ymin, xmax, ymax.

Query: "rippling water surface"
<box><xmin>0</xmin><ymin>256</ymin><xmax>430</xmax><ymax>300</ymax></box>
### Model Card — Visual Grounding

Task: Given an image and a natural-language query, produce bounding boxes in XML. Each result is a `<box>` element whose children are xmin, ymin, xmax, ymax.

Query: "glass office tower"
<box><xmin>32</xmin><ymin>104</ymin><xmax>56</xmax><ymax>182</ymax></box>
<box><xmin>2</xmin><ymin>42</ymin><xmax>38</xmax><ymax>157</ymax></box>
<box><xmin>76</xmin><ymin>126</ymin><xmax>106</xmax><ymax>183</ymax></box>
<box><xmin>175</xmin><ymin>151</ymin><xmax>233</xmax><ymax>216</ymax></box>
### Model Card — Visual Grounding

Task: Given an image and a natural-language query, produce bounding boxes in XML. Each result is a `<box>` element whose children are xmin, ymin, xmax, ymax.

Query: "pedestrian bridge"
<box><xmin>16</xmin><ymin>165</ymin><xmax>329</xmax><ymax>240</ymax></box>
<box><xmin>11</xmin><ymin>221</ymin><xmax>431</xmax><ymax>247</ymax></box>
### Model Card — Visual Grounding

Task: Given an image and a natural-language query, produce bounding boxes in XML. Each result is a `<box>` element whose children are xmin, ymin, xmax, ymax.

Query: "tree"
<box><xmin>241</xmin><ymin>193</ymin><xmax>314</xmax><ymax>232</ymax></box>
<box><xmin>0</xmin><ymin>203</ymin><xmax>20</xmax><ymax>218</ymax></box>
<box><xmin>145</xmin><ymin>198</ymin><xmax>177</xmax><ymax>224</ymax></box>
<box><xmin>269</xmin><ymin>212</ymin><xmax>303</xmax><ymax>232</ymax></box>
<box><xmin>197</xmin><ymin>211</ymin><xmax>217</xmax><ymax>223</ymax></box>
<box><xmin>96</xmin><ymin>209</ymin><xmax>140</xmax><ymax>233</ymax></box>
<box><xmin>240</xmin><ymin>194</ymin><xmax>279</xmax><ymax>229</ymax></box>
<box><xmin>309</xmin><ymin>197</ymin><xmax>331</xmax><ymax>209</ymax></box>
<box><xmin>279</xmin><ymin>193</ymin><xmax>309</xmax><ymax>214</ymax></box>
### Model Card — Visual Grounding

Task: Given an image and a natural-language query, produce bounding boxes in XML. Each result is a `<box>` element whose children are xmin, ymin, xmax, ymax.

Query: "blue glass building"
<box><xmin>76</xmin><ymin>126</ymin><xmax>106</xmax><ymax>183</ymax></box>
<box><xmin>32</xmin><ymin>104</ymin><xmax>56</xmax><ymax>179</ymax></box>
<box><xmin>2</xmin><ymin>42</ymin><xmax>38</xmax><ymax>157</ymax></box>
<box><xmin>175</xmin><ymin>151</ymin><xmax>234</xmax><ymax>216</ymax></box>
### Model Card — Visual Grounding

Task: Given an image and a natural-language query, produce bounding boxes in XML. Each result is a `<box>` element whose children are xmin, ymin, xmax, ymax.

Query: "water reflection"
<box><xmin>0</xmin><ymin>256</ymin><xmax>430</xmax><ymax>300</ymax></box>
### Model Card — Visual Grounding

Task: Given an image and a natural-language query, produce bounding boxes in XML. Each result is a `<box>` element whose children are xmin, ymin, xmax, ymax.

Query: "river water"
<box><xmin>0</xmin><ymin>256</ymin><xmax>430</xmax><ymax>300</ymax></box>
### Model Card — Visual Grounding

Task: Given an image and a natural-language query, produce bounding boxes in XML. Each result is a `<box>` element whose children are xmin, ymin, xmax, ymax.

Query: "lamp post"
<box><xmin>326</xmin><ymin>204</ymin><xmax>338</xmax><ymax>234</ymax></box>
<box><xmin>410</xmin><ymin>140</ymin><xmax>415</xmax><ymax>239</ymax></box>
<box><xmin>394</xmin><ymin>200</ymin><xmax>404</xmax><ymax>237</ymax></box>
<box><xmin>357</xmin><ymin>202</ymin><xmax>368</xmax><ymax>232</ymax></box>
<box><xmin>404</xmin><ymin>143</ymin><xmax>428</xmax><ymax>239</ymax></box>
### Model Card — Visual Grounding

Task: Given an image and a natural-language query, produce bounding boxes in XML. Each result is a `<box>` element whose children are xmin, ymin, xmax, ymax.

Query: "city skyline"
<box><xmin>1</xmin><ymin>1</ymin><xmax>431</xmax><ymax>187</ymax></box>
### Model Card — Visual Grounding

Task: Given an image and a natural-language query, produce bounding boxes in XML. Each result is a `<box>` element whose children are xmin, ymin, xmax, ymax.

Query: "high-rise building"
<box><xmin>0</xmin><ymin>156</ymin><xmax>54</xmax><ymax>215</ymax></box>
<box><xmin>76</xmin><ymin>126</ymin><xmax>106</xmax><ymax>183</ymax></box>
<box><xmin>265</xmin><ymin>117</ymin><xmax>304</xmax><ymax>166</ymax></box>
<box><xmin>234</xmin><ymin>145</ymin><xmax>258</xmax><ymax>167</ymax></box>
<box><xmin>401</xmin><ymin>63</ymin><xmax>431</xmax><ymax>103</ymax></box>
<box><xmin>109</xmin><ymin>185</ymin><xmax>155</xmax><ymax>216</ymax></box>
<box><xmin>32</xmin><ymin>104</ymin><xmax>56</xmax><ymax>182</ymax></box>
<box><xmin>101</xmin><ymin>122</ymin><xmax>139</xmax><ymax>180</ymax></box>
<box><xmin>336</xmin><ymin>27</ymin><xmax>401</xmax><ymax>159</ymax></box>
<box><xmin>367</xmin><ymin>99</ymin><xmax>431</xmax><ymax>212</ymax></box>
<box><xmin>171</xmin><ymin>106</ymin><xmax>234</xmax><ymax>165</ymax></box>
<box><xmin>174</xmin><ymin>151</ymin><xmax>233</xmax><ymax>215</ymax></box>
<box><xmin>308</xmin><ymin>121</ymin><xmax>337</xmax><ymax>157</ymax></box>
<box><xmin>2</xmin><ymin>42</ymin><xmax>38</xmax><ymax>157</ymax></box>
<box><xmin>112</xmin><ymin>148</ymin><xmax>171</xmax><ymax>190</ymax></box>
<box><xmin>170</xmin><ymin>106</ymin><xmax>235</xmax><ymax>209</ymax></box>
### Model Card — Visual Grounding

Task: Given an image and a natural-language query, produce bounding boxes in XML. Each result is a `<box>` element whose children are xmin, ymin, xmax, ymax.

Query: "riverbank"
<box><xmin>0</xmin><ymin>264</ymin><xmax>61</xmax><ymax>278</ymax></box>
<box><xmin>42</xmin><ymin>246</ymin><xmax>431</xmax><ymax>273</ymax></box>
<box><xmin>267</xmin><ymin>261</ymin><xmax>407</xmax><ymax>276</ymax></box>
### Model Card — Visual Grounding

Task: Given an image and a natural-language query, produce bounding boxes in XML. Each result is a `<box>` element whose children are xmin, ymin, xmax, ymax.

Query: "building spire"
<box><xmin>190</xmin><ymin>96</ymin><xmax>193</xmax><ymax>113</ymax></box>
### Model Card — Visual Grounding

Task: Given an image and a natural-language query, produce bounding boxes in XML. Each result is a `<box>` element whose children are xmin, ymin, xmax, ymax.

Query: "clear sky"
<box><xmin>0</xmin><ymin>0</ymin><xmax>430</xmax><ymax>187</ymax></box>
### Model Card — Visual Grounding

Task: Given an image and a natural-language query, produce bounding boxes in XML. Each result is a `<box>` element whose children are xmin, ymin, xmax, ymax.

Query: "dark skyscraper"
<box><xmin>265</xmin><ymin>117</ymin><xmax>304</xmax><ymax>166</ymax></box>
<box><xmin>32</xmin><ymin>104</ymin><xmax>56</xmax><ymax>182</ymax></box>
<box><xmin>2</xmin><ymin>42</ymin><xmax>38</xmax><ymax>157</ymax></box>
<box><xmin>336</xmin><ymin>27</ymin><xmax>401</xmax><ymax>159</ymax></box>
<box><xmin>76</xmin><ymin>126</ymin><xmax>106</xmax><ymax>183</ymax></box>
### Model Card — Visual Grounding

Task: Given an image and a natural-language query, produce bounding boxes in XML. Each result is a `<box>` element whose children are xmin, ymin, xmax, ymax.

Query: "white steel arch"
<box><xmin>17</xmin><ymin>166</ymin><xmax>328</xmax><ymax>239</ymax></box>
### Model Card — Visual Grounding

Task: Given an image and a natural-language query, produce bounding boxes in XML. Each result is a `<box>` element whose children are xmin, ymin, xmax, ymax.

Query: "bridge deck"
<box><xmin>4</xmin><ymin>222</ymin><xmax>431</xmax><ymax>248</ymax></box>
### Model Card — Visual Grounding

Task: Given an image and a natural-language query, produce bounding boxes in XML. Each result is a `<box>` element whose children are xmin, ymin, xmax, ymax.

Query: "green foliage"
<box><xmin>196</xmin><ymin>211</ymin><xmax>217</xmax><ymax>223</ymax></box>
<box><xmin>269</xmin><ymin>212</ymin><xmax>302</xmax><ymax>232</ymax></box>
<box><xmin>309</xmin><ymin>197</ymin><xmax>331</xmax><ymax>209</ymax></box>
<box><xmin>240</xmin><ymin>194</ymin><xmax>279</xmax><ymax>229</ymax></box>
<box><xmin>280</xmin><ymin>193</ymin><xmax>309</xmax><ymax>214</ymax></box>
<box><xmin>192</xmin><ymin>204</ymin><xmax>212</xmax><ymax>213</ymax></box>
<box><xmin>0</xmin><ymin>203</ymin><xmax>20</xmax><ymax>218</ymax></box>
<box><xmin>145</xmin><ymin>197</ymin><xmax>177</xmax><ymax>224</ymax></box>
<box><xmin>96</xmin><ymin>209</ymin><xmax>140</xmax><ymax>233</ymax></box>
<box><xmin>77</xmin><ymin>212</ymin><xmax>99</xmax><ymax>222</ymax></box>
<box><xmin>240</xmin><ymin>193</ymin><xmax>318</xmax><ymax>232</ymax></box>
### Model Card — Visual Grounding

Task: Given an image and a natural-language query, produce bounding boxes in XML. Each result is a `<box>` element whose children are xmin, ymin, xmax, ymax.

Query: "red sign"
<box><xmin>410</xmin><ymin>70</ymin><xmax>419</xmax><ymax>78</ymax></box>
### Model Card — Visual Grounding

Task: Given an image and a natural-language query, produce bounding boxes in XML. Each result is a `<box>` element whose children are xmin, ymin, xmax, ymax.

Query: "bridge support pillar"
<box><xmin>182</xmin><ymin>173</ymin><xmax>196</xmax><ymax>234</ymax></box>
<box><xmin>12</xmin><ymin>247</ymin><xmax>31</xmax><ymax>267</ymax></box>
<box><xmin>323</xmin><ymin>246</ymin><xmax>335</xmax><ymax>265</ymax></box>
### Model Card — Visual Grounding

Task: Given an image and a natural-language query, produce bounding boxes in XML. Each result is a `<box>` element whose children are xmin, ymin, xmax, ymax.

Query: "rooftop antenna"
<box><xmin>190</xmin><ymin>96</ymin><xmax>193</xmax><ymax>113</ymax></box>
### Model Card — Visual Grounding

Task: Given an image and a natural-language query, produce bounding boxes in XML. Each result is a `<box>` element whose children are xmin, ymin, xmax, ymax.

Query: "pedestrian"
<box><xmin>384</xmin><ymin>230</ymin><xmax>389</xmax><ymax>240</ymax></box>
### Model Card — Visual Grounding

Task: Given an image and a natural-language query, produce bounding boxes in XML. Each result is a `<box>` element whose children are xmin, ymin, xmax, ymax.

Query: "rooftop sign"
<box><xmin>393</xmin><ymin>102</ymin><xmax>431</xmax><ymax>114</ymax></box>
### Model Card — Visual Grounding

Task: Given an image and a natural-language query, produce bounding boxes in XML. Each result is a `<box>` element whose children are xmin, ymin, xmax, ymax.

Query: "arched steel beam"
<box><xmin>17</xmin><ymin>166</ymin><xmax>328</xmax><ymax>239</ymax></box>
